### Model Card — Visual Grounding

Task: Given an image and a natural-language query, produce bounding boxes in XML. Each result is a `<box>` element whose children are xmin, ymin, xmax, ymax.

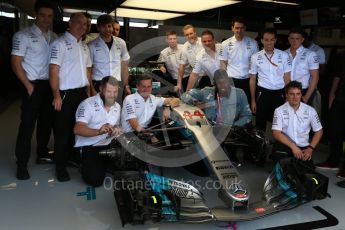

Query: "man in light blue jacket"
<box><xmin>182</xmin><ymin>69</ymin><xmax>266</xmax><ymax>165</ymax></box>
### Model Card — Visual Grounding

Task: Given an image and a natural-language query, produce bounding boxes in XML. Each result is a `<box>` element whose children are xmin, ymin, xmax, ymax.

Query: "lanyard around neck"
<box><xmin>264</xmin><ymin>52</ymin><xmax>278</xmax><ymax>67</ymax></box>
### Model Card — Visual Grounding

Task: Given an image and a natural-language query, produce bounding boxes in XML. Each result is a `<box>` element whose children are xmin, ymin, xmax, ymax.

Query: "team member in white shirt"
<box><xmin>157</xmin><ymin>30</ymin><xmax>187</xmax><ymax>87</ymax></box>
<box><xmin>303</xmin><ymin>31</ymin><xmax>326</xmax><ymax>117</ymax></box>
<box><xmin>88</xmin><ymin>14</ymin><xmax>130</xmax><ymax>100</ymax></box>
<box><xmin>186</xmin><ymin>30</ymin><xmax>222</xmax><ymax>91</ymax></box>
<box><xmin>220</xmin><ymin>16</ymin><xmax>258</xmax><ymax>102</ymax></box>
<box><xmin>177</xmin><ymin>24</ymin><xmax>203</xmax><ymax>92</ymax></box>
<box><xmin>74</xmin><ymin>76</ymin><xmax>122</xmax><ymax>187</ymax></box>
<box><xmin>272</xmin><ymin>81</ymin><xmax>323</xmax><ymax>162</ymax></box>
<box><xmin>122</xmin><ymin>75</ymin><xmax>180</xmax><ymax>143</ymax></box>
<box><xmin>81</xmin><ymin>12</ymin><xmax>97</xmax><ymax>44</ymax></box>
<box><xmin>11</xmin><ymin>1</ymin><xmax>57</xmax><ymax>180</ymax></box>
<box><xmin>49</xmin><ymin>12</ymin><xmax>93</xmax><ymax>182</ymax></box>
<box><xmin>286</xmin><ymin>27</ymin><xmax>319</xmax><ymax>105</ymax></box>
<box><xmin>112</xmin><ymin>20</ymin><xmax>121</xmax><ymax>37</ymax></box>
<box><xmin>303</xmin><ymin>32</ymin><xmax>326</xmax><ymax>74</ymax></box>
<box><xmin>249</xmin><ymin>28</ymin><xmax>291</xmax><ymax>131</ymax></box>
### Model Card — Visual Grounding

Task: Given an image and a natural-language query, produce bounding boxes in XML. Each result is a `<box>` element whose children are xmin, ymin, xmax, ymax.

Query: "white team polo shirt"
<box><xmin>286</xmin><ymin>46</ymin><xmax>319</xmax><ymax>89</ymax></box>
<box><xmin>180</xmin><ymin>37</ymin><xmax>203</xmax><ymax>75</ymax></box>
<box><xmin>121</xmin><ymin>92</ymin><xmax>165</xmax><ymax>133</ymax></box>
<box><xmin>75</xmin><ymin>93</ymin><xmax>121</xmax><ymax>147</ymax></box>
<box><xmin>308</xmin><ymin>43</ymin><xmax>326</xmax><ymax>64</ymax></box>
<box><xmin>272</xmin><ymin>101</ymin><xmax>322</xmax><ymax>147</ymax></box>
<box><xmin>88</xmin><ymin>36</ymin><xmax>130</xmax><ymax>81</ymax></box>
<box><xmin>11</xmin><ymin>24</ymin><xmax>57</xmax><ymax>81</ymax></box>
<box><xmin>192</xmin><ymin>43</ymin><xmax>222</xmax><ymax>82</ymax></box>
<box><xmin>219</xmin><ymin>36</ymin><xmax>258</xmax><ymax>79</ymax></box>
<box><xmin>50</xmin><ymin>31</ymin><xmax>92</xmax><ymax>90</ymax></box>
<box><xmin>249</xmin><ymin>48</ymin><xmax>291</xmax><ymax>90</ymax></box>
<box><xmin>158</xmin><ymin>44</ymin><xmax>187</xmax><ymax>80</ymax></box>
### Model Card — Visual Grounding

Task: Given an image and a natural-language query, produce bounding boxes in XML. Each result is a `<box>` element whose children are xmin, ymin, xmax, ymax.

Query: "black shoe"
<box><xmin>337</xmin><ymin>180</ymin><xmax>345</xmax><ymax>188</ymax></box>
<box><xmin>17</xmin><ymin>167</ymin><xmax>30</xmax><ymax>180</ymax></box>
<box><xmin>56</xmin><ymin>169</ymin><xmax>70</xmax><ymax>182</ymax></box>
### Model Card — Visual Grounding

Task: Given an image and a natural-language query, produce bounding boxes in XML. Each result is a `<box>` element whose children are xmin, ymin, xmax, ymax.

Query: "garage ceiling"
<box><xmin>5</xmin><ymin>0</ymin><xmax>344</xmax><ymax>29</ymax></box>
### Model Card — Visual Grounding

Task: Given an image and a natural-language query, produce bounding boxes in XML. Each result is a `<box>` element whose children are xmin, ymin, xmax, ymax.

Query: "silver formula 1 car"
<box><xmin>103</xmin><ymin>103</ymin><xmax>329</xmax><ymax>226</ymax></box>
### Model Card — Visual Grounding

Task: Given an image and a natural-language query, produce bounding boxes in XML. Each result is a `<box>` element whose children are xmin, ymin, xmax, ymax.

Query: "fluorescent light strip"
<box><xmin>63</xmin><ymin>8</ymin><xmax>104</xmax><ymax>16</ymax></box>
<box><xmin>149</xmin><ymin>25</ymin><xmax>159</xmax><ymax>29</ymax></box>
<box><xmin>254</xmin><ymin>0</ymin><xmax>299</xmax><ymax>5</ymax></box>
<box><xmin>129</xmin><ymin>22</ymin><xmax>148</xmax><ymax>27</ymax></box>
<box><xmin>63</xmin><ymin>16</ymin><xmax>146</xmax><ymax>27</ymax></box>
<box><xmin>121</xmin><ymin>0</ymin><xmax>240</xmax><ymax>13</ymax></box>
<box><xmin>0</xmin><ymin>11</ymin><xmax>14</xmax><ymax>18</ymax></box>
<box><xmin>116</xmin><ymin>8</ymin><xmax>184</xmax><ymax>20</ymax></box>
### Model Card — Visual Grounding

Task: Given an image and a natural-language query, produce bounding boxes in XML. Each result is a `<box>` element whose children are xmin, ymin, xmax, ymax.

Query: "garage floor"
<box><xmin>0</xmin><ymin>99</ymin><xmax>344</xmax><ymax>230</ymax></box>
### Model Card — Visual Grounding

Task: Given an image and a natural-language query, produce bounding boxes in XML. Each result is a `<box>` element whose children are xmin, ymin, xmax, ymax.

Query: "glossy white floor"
<box><xmin>1</xmin><ymin>100</ymin><xmax>344</xmax><ymax>230</ymax></box>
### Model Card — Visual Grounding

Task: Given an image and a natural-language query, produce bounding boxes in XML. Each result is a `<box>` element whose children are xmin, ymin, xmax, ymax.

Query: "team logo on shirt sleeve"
<box><xmin>125</xmin><ymin>104</ymin><xmax>135</xmax><ymax>115</ymax></box>
<box><xmin>314</xmin><ymin>114</ymin><xmax>320</xmax><ymax>124</ymax></box>
<box><xmin>272</xmin><ymin>115</ymin><xmax>278</xmax><ymax>125</ymax></box>
<box><xmin>77</xmin><ymin>106</ymin><xmax>86</xmax><ymax>118</ymax></box>
<box><xmin>12</xmin><ymin>36</ymin><xmax>21</xmax><ymax>51</ymax></box>
<box><xmin>50</xmin><ymin>46</ymin><xmax>58</xmax><ymax>59</ymax></box>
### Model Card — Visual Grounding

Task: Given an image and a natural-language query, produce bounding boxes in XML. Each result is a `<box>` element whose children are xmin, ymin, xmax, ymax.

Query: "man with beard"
<box><xmin>182</xmin><ymin>69</ymin><xmax>251</xmax><ymax>126</ymax></box>
<box><xmin>74</xmin><ymin>76</ymin><xmax>122</xmax><ymax>186</ymax></box>
<box><xmin>88</xmin><ymin>14</ymin><xmax>130</xmax><ymax>100</ymax></box>
<box><xmin>182</xmin><ymin>69</ymin><xmax>263</xmax><ymax>165</ymax></box>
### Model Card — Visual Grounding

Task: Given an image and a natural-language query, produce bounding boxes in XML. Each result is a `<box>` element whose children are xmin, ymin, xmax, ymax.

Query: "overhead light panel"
<box><xmin>254</xmin><ymin>0</ymin><xmax>299</xmax><ymax>5</ymax></box>
<box><xmin>115</xmin><ymin>8</ymin><xmax>185</xmax><ymax>20</ymax></box>
<box><xmin>121</xmin><ymin>0</ymin><xmax>240</xmax><ymax>13</ymax></box>
<box><xmin>63</xmin><ymin>8</ymin><xmax>104</xmax><ymax>16</ymax></box>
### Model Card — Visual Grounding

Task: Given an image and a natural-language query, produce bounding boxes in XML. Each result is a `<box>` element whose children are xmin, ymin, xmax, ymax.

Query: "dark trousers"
<box><xmin>302</xmin><ymin>88</ymin><xmax>316</xmax><ymax>105</ymax></box>
<box><xmin>197</xmin><ymin>76</ymin><xmax>212</xmax><ymax>89</ymax></box>
<box><xmin>328</xmin><ymin>99</ymin><xmax>345</xmax><ymax>166</ymax></box>
<box><xmin>181</xmin><ymin>76</ymin><xmax>190</xmax><ymax>93</ymax></box>
<box><xmin>15</xmin><ymin>80</ymin><xmax>53</xmax><ymax>168</ymax></box>
<box><xmin>81</xmin><ymin>147</ymin><xmax>105</xmax><ymax>187</ymax></box>
<box><xmin>167</xmin><ymin>77</ymin><xmax>189</xmax><ymax>93</ymax></box>
<box><xmin>256</xmin><ymin>87</ymin><xmax>285</xmax><ymax>131</ymax></box>
<box><xmin>79</xmin><ymin>145</ymin><xmax>111</xmax><ymax>187</ymax></box>
<box><xmin>232</xmin><ymin>78</ymin><xmax>250</xmax><ymax>103</ymax></box>
<box><xmin>54</xmin><ymin>87</ymin><xmax>87</xmax><ymax>171</ymax></box>
<box><xmin>92</xmin><ymin>80</ymin><xmax>124</xmax><ymax>105</ymax></box>
<box><xmin>271</xmin><ymin>141</ymin><xmax>314</xmax><ymax>166</ymax></box>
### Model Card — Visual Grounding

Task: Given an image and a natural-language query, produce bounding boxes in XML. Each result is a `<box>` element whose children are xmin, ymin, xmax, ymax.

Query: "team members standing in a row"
<box><xmin>157</xmin><ymin>31</ymin><xmax>187</xmax><ymax>87</ymax></box>
<box><xmin>49</xmin><ymin>12</ymin><xmax>93</xmax><ymax>182</ymax></box>
<box><xmin>286</xmin><ymin>27</ymin><xmax>319</xmax><ymax>104</ymax></box>
<box><xmin>186</xmin><ymin>30</ymin><xmax>222</xmax><ymax>91</ymax></box>
<box><xmin>177</xmin><ymin>25</ymin><xmax>203</xmax><ymax>92</ymax></box>
<box><xmin>220</xmin><ymin>17</ymin><xmax>258</xmax><ymax>102</ymax></box>
<box><xmin>88</xmin><ymin>14</ymin><xmax>130</xmax><ymax>101</ymax></box>
<box><xmin>11</xmin><ymin>1</ymin><xmax>57</xmax><ymax>180</ymax></box>
<box><xmin>249</xmin><ymin>28</ymin><xmax>291</xmax><ymax>131</ymax></box>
